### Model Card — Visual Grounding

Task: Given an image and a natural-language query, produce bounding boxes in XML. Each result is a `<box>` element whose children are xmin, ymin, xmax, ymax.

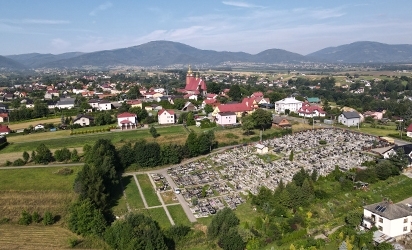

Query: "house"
<box><xmin>298</xmin><ymin>103</ymin><xmax>326</xmax><ymax>118</ymax></box>
<box><xmin>117</xmin><ymin>112</ymin><xmax>138</xmax><ymax>129</ymax></box>
<box><xmin>215</xmin><ymin>112</ymin><xmax>237</xmax><ymax>126</ymax></box>
<box><xmin>251</xmin><ymin>92</ymin><xmax>264</xmax><ymax>98</ymax></box>
<box><xmin>24</xmin><ymin>99</ymin><xmax>34</xmax><ymax>108</ymax></box>
<box><xmin>0</xmin><ymin>103</ymin><xmax>7</xmax><ymax>111</ymax></box>
<box><xmin>255</xmin><ymin>144</ymin><xmax>268</xmax><ymax>154</ymax></box>
<box><xmin>98</xmin><ymin>99</ymin><xmax>112</xmax><ymax>111</ymax></box>
<box><xmin>157</xmin><ymin>109</ymin><xmax>175</xmax><ymax>125</ymax></box>
<box><xmin>0</xmin><ymin>124</ymin><xmax>11</xmax><ymax>135</ymax></box>
<box><xmin>127</xmin><ymin>99</ymin><xmax>143</xmax><ymax>108</ymax></box>
<box><xmin>212</xmin><ymin>101</ymin><xmax>254</xmax><ymax>118</ymax></box>
<box><xmin>0</xmin><ymin>113</ymin><xmax>8</xmax><ymax>123</ymax></box>
<box><xmin>338</xmin><ymin>111</ymin><xmax>361</xmax><ymax>127</ymax></box>
<box><xmin>362</xmin><ymin>201</ymin><xmax>412</xmax><ymax>238</ymax></box>
<box><xmin>407</xmin><ymin>124</ymin><xmax>412</xmax><ymax>138</ymax></box>
<box><xmin>202</xmin><ymin>99</ymin><xmax>219</xmax><ymax>108</ymax></box>
<box><xmin>44</xmin><ymin>90</ymin><xmax>59</xmax><ymax>99</ymax></box>
<box><xmin>381</xmin><ymin>144</ymin><xmax>412</xmax><ymax>167</ymax></box>
<box><xmin>182</xmin><ymin>102</ymin><xmax>196</xmax><ymax>112</ymax></box>
<box><xmin>47</xmin><ymin>100</ymin><xmax>57</xmax><ymax>109</ymax></box>
<box><xmin>73</xmin><ymin>114</ymin><xmax>95</xmax><ymax>127</ymax></box>
<box><xmin>272</xmin><ymin>116</ymin><xmax>291</xmax><ymax>128</ymax></box>
<box><xmin>34</xmin><ymin>124</ymin><xmax>45</xmax><ymax>130</ymax></box>
<box><xmin>274</xmin><ymin>97</ymin><xmax>303</xmax><ymax>114</ymax></box>
<box><xmin>56</xmin><ymin>98</ymin><xmax>75</xmax><ymax>109</ymax></box>
<box><xmin>364</xmin><ymin>111</ymin><xmax>384</xmax><ymax>120</ymax></box>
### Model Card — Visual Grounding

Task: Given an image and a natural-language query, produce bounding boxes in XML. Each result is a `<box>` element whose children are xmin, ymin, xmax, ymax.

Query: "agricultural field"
<box><xmin>7</xmin><ymin>117</ymin><xmax>63</xmax><ymax>130</ymax></box>
<box><xmin>136</xmin><ymin>174</ymin><xmax>161</xmax><ymax>207</ymax></box>
<box><xmin>0</xmin><ymin>166</ymin><xmax>79</xmax><ymax>222</ymax></box>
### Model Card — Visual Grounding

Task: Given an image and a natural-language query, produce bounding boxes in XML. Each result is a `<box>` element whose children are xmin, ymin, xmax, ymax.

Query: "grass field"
<box><xmin>1</xmin><ymin>125</ymin><xmax>188</xmax><ymax>153</ymax></box>
<box><xmin>167</xmin><ymin>204</ymin><xmax>192</xmax><ymax>227</ymax></box>
<box><xmin>122</xmin><ymin>176</ymin><xmax>145</xmax><ymax>210</ymax></box>
<box><xmin>161</xmin><ymin>191</ymin><xmax>179</xmax><ymax>205</ymax></box>
<box><xmin>143</xmin><ymin>207</ymin><xmax>171</xmax><ymax>229</ymax></box>
<box><xmin>0</xmin><ymin>166</ymin><xmax>79</xmax><ymax>222</ymax></box>
<box><xmin>136</xmin><ymin>174</ymin><xmax>161</xmax><ymax>207</ymax></box>
<box><xmin>7</xmin><ymin>117</ymin><xmax>63</xmax><ymax>130</ymax></box>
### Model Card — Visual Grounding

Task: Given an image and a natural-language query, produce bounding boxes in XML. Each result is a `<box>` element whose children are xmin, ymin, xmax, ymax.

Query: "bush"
<box><xmin>5</xmin><ymin>160</ymin><xmax>11</xmax><ymax>166</ymax></box>
<box><xmin>0</xmin><ymin>217</ymin><xmax>10</xmax><ymax>224</ymax></box>
<box><xmin>18</xmin><ymin>210</ymin><xmax>32</xmax><ymax>225</ymax></box>
<box><xmin>55</xmin><ymin>167</ymin><xmax>74</xmax><ymax>175</ymax></box>
<box><xmin>32</xmin><ymin>211</ymin><xmax>41</xmax><ymax>223</ymax></box>
<box><xmin>319</xmin><ymin>140</ymin><xmax>327</xmax><ymax>145</ymax></box>
<box><xmin>43</xmin><ymin>211</ymin><xmax>54</xmax><ymax>225</ymax></box>
<box><xmin>13</xmin><ymin>158</ymin><xmax>26</xmax><ymax>166</ymax></box>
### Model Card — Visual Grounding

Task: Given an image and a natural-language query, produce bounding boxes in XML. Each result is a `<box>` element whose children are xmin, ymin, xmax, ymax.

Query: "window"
<box><xmin>379</xmin><ymin>217</ymin><xmax>383</xmax><ymax>223</ymax></box>
<box><xmin>404</xmin><ymin>227</ymin><xmax>408</xmax><ymax>232</ymax></box>
<box><xmin>378</xmin><ymin>226</ymin><xmax>383</xmax><ymax>231</ymax></box>
<box><xmin>404</xmin><ymin>218</ymin><xmax>408</xmax><ymax>223</ymax></box>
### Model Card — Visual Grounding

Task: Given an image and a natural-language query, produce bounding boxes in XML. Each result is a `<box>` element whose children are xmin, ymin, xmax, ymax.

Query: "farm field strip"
<box><xmin>136</xmin><ymin>174</ymin><xmax>161</xmax><ymax>207</ymax></box>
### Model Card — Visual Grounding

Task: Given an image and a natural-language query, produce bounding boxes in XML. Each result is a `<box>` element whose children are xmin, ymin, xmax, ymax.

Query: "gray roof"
<box><xmin>364</xmin><ymin>201</ymin><xmax>412</xmax><ymax>220</ymax></box>
<box><xmin>57</xmin><ymin>98</ymin><xmax>75</xmax><ymax>106</ymax></box>
<box><xmin>272</xmin><ymin>116</ymin><xmax>289</xmax><ymax>124</ymax></box>
<box><xmin>342</xmin><ymin>111</ymin><xmax>360</xmax><ymax>119</ymax></box>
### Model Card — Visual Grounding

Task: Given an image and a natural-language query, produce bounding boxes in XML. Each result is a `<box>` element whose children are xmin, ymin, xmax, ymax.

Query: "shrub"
<box><xmin>32</xmin><ymin>211</ymin><xmax>41</xmax><ymax>223</ymax></box>
<box><xmin>13</xmin><ymin>158</ymin><xmax>26</xmax><ymax>166</ymax></box>
<box><xmin>43</xmin><ymin>211</ymin><xmax>54</xmax><ymax>225</ymax></box>
<box><xmin>319</xmin><ymin>140</ymin><xmax>327</xmax><ymax>145</ymax></box>
<box><xmin>18</xmin><ymin>210</ymin><xmax>32</xmax><ymax>225</ymax></box>
<box><xmin>55</xmin><ymin>167</ymin><xmax>74</xmax><ymax>175</ymax></box>
<box><xmin>0</xmin><ymin>217</ymin><xmax>10</xmax><ymax>224</ymax></box>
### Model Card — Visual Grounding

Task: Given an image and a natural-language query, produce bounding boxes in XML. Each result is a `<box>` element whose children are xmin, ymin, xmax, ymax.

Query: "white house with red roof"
<box><xmin>202</xmin><ymin>98</ymin><xmax>219</xmax><ymax>108</ymax></box>
<box><xmin>0</xmin><ymin>113</ymin><xmax>8</xmax><ymax>123</ymax></box>
<box><xmin>117</xmin><ymin>112</ymin><xmax>138</xmax><ymax>130</ymax></box>
<box><xmin>406</xmin><ymin>124</ymin><xmax>412</xmax><ymax>138</ymax></box>
<box><xmin>297</xmin><ymin>102</ymin><xmax>326</xmax><ymax>118</ymax></box>
<box><xmin>212</xmin><ymin>98</ymin><xmax>255</xmax><ymax>118</ymax></box>
<box><xmin>206</xmin><ymin>93</ymin><xmax>217</xmax><ymax>100</ymax></box>
<box><xmin>215</xmin><ymin>112</ymin><xmax>237</xmax><ymax>126</ymax></box>
<box><xmin>0</xmin><ymin>124</ymin><xmax>11</xmax><ymax>135</ymax></box>
<box><xmin>158</xmin><ymin>109</ymin><xmax>175</xmax><ymax>125</ymax></box>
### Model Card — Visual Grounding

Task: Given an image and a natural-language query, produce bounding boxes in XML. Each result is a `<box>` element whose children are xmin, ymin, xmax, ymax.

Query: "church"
<box><xmin>180</xmin><ymin>65</ymin><xmax>207</xmax><ymax>99</ymax></box>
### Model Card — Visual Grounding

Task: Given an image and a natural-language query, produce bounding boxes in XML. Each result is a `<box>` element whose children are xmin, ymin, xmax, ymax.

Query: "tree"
<box><xmin>204</xmin><ymin>104</ymin><xmax>214</xmax><ymax>115</ymax></box>
<box><xmin>186</xmin><ymin>111</ymin><xmax>196</xmax><ymax>126</ymax></box>
<box><xmin>150</xmin><ymin>125</ymin><xmax>159</xmax><ymax>138</ymax></box>
<box><xmin>34</xmin><ymin>143</ymin><xmax>53</xmax><ymax>164</ymax></box>
<box><xmin>376</xmin><ymin>160</ymin><xmax>396</xmax><ymax>180</ymax></box>
<box><xmin>242</xmin><ymin>115</ymin><xmax>255</xmax><ymax>135</ymax></box>
<box><xmin>71</xmin><ymin>149</ymin><xmax>80</xmax><ymax>162</ymax></box>
<box><xmin>208</xmin><ymin>207</ymin><xmax>240</xmax><ymax>239</ymax></box>
<box><xmin>388</xmin><ymin>148</ymin><xmax>409</xmax><ymax>171</ymax></box>
<box><xmin>18</xmin><ymin>210</ymin><xmax>32</xmax><ymax>225</ymax></box>
<box><xmin>251</xmin><ymin>109</ymin><xmax>272</xmax><ymax>130</ymax></box>
<box><xmin>173</xmin><ymin>98</ymin><xmax>186</xmax><ymax>110</ymax></box>
<box><xmin>218</xmin><ymin>227</ymin><xmax>245</xmax><ymax>250</ymax></box>
<box><xmin>134</xmin><ymin>140</ymin><xmax>161</xmax><ymax>168</ymax></box>
<box><xmin>54</xmin><ymin>147</ymin><xmax>71</xmax><ymax>162</ymax></box>
<box><xmin>289</xmin><ymin>150</ymin><xmax>294</xmax><ymax>161</ymax></box>
<box><xmin>118</xmin><ymin>142</ymin><xmax>134</xmax><ymax>168</ymax></box>
<box><xmin>129</xmin><ymin>107</ymin><xmax>148</xmax><ymax>122</ymax></box>
<box><xmin>160</xmin><ymin>144</ymin><xmax>183</xmax><ymax>165</ymax></box>
<box><xmin>345</xmin><ymin>210</ymin><xmax>363</xmax><ymax>228</ymax></box>
<box><xmin>68</xmin><ymin>199</ymin><xmax>107</xmax><ymax>236</ymax></box>
<box><xmin>228</xmin><ymin>84</ymin><xmax>242</xmax><ymax>101</ymax></box>
<box><xmin>118</xmin><ymin>102</ymin><xmax>131</xmax><ymax>113</ymax></box>
<box><xmin>104</xmin><ymin>213</ymin><xmax>167</xmax><ymax>250</ymax></box>
<box><xmin>22</xmin><ymin>151</ymin><xmax>29</xmax><ymax>163</ymax></box>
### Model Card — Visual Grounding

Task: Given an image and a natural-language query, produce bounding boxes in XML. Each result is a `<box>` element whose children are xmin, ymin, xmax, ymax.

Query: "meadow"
<box><xmin>136</xmin><ymin>174</ymin><xmax>161</xmax><ymax>207</ymax></box>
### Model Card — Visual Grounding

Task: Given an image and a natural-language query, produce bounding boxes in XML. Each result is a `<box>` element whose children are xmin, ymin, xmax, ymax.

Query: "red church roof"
<box><xmin>185</xmin><ymin>76</ymin><xmax>207</xmax><ymax>92</ymax></box>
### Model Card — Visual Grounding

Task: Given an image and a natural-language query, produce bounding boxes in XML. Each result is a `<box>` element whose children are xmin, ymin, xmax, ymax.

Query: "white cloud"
<box><xmin>51</xmin><ymin>38</ymin><xmax>71</xmax><ymax>51</ymax></box>
<box><xmin>89</xmin><ymin>2</ymin><xmax>113</xmax><ymax>16</ymax></box>
<box><xmin>222</xmin><ymin>1</ymin><xmax>265</xmax><ymax>8</ymax></box>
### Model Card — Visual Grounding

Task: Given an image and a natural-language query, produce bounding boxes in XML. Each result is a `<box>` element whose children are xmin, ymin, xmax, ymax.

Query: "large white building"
<box><xmin>274</xmin><ymin>97</ymin><xmax>303</xmax><ymax>114</ymax></box>
<box><xmin>362</xmin><ymin>201</ymin><xmax>412</xmax><ymax>238</ymax></box>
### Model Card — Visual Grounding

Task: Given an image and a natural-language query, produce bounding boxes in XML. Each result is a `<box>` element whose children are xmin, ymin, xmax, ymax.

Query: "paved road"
<box><xmin>147</xmin><ymin>173</ymin><xmax>175</xmax><ymax>225</ymax></box>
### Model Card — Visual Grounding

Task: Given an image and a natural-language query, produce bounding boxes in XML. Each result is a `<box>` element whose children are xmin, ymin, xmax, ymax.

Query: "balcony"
<box><xmin>362</xmin><ymin>216</ymin><xmax>376</xmax><ymax>229</ymax></box>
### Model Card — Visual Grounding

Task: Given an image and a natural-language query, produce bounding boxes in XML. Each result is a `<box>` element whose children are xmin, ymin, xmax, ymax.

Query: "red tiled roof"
<box><xmin>158</xmin><ymin>109</ymin><xmax>175</xmax><ymax>116</ymax></box>
<box><xmin>0</xmin><ymin>113</ymin><xmax>8</xmax><ymax>118</ymax></box>
<box><xmin>120</xmin><ymin>119</ymin><xmax>133</xmax><ymax>124</ymax></box>
<box><xmin>204</xmin><ymin>99</ymin><xmax>217</xmax><ymax>105</ymax></box>
<box><xmin>407</xmin><ymin>124</ymin><xmax>412</xmax><ymax>132</ymax></box>
<box><xmin>206</xmin><ymin>93</ymin><xmax>217</xmax><ymax>99</ymax></box>
<box><xmin>217</xmin><ymin>103</ymin><xmax>253</xmax><ymax>113</ymax></box>
<box><xmin>0</xmin><ymin>125</ymin><xmax>11</xmax><ymax>132</ymax></box>
<box><xmin>298</xmin><ymin>104</ymin><xmax>325</xmax><ymax>114</ymax></box>
<box><xmin>252</xmin><ymin>92</ymin><xmax>264</xmax><ymax>98</ymax></box>
<box><xmin>127</xmin><ymin>100</ymin><xmax>142</xmax><ymax>105</ymax></box>
<box><xmin>117</xmin><ymin>112</ymin><xmax>137</xmax><ymax>118</ymax></box>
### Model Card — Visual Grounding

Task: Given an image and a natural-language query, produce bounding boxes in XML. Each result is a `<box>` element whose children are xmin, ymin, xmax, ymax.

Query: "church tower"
<box><xmin>186</xmin><ymin>65</ymin><xmax>193</xmax><ymax>86</ymax></box>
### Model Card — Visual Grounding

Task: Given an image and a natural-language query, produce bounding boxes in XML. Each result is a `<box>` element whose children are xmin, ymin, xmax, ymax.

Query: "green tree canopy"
<box><xmin>228</xmin><ymin>84</ymin><xmax>242</xmax><ymax>101</ymax></box>
<box><xmin>251</xmin><ymin>109</ymin><xmax>272</xmax><ymax>130</ymax></box>
<box><xmin>68</xmin><ymin>199</ymin><xmax>107</xmax><ymax>236</ymax></box>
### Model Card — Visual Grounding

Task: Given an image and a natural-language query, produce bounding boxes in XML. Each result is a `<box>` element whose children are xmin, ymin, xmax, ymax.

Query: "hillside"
<box><xmin>0</xmin><ymin>55</ymin><xmax>26</xmax><ymax>70</ymax></box>
<box><xmin>307</xmin><ymin>41</ymin><xmax>412</xmax><ymax>63</ymax></box>
<box><xmin>6</xmin><ymin>52</ymin><xmax>84</xmax><ymax>68</ymax></box>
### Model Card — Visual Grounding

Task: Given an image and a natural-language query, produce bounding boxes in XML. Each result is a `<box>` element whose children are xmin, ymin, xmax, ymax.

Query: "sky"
<box><xmin>1</xmin><ymin>0</ymin><xmax>411</xmax><ymax>56</ymax></box>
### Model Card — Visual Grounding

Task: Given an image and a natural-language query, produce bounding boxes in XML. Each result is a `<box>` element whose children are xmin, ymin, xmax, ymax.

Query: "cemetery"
<box><xmin>162</xmin><ymin>128</ymin><xmax>391</xmax><ymax>218</ymax></box>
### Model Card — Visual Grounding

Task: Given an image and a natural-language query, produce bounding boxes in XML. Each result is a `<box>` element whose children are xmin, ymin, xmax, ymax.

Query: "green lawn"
<box><xmin>1</xmin><ymin>125</ymin><xmax>187</xmax><ymax>153</ymax></box>
<box><xmin>0</xmin><ymin>166</ymin><xmax>80</xmax><ymax>191</ymax></box>
<box><xmin>143</xmin><ymin>207</ymin><xmax>171</xmax><ymax>229</ymax></box>
<box><xmin>123</xmin><ymin>176</ymin><xmax>145</xmax><ymax>210</ymax></box>
<box><xmin>136</xmin><ymin>174</ymin><xmax>161</xmax><ymax>207</ymax></box>
<box><xmin>167</xmin><ymin>204</ymin><xmax>192</xmax><ymax>227</ymax></box>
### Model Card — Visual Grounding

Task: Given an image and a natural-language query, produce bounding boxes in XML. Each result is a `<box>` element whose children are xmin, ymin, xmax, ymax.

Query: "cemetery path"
<box><xmin>133</xmin><ymin>174</ymin><xmax>149</xmax><ymax>209</ymax></box>
<box><xmin>147</xmin><ymin>173</ymin><xmax>175</xmax><ymax>226</ymax></box>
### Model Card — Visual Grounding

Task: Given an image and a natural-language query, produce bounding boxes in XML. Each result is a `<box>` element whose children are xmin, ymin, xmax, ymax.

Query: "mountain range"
<box><xmin>2</xmin><ymin>41</ymin><xmax>412</xmax><ymax>70</ymax></box>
